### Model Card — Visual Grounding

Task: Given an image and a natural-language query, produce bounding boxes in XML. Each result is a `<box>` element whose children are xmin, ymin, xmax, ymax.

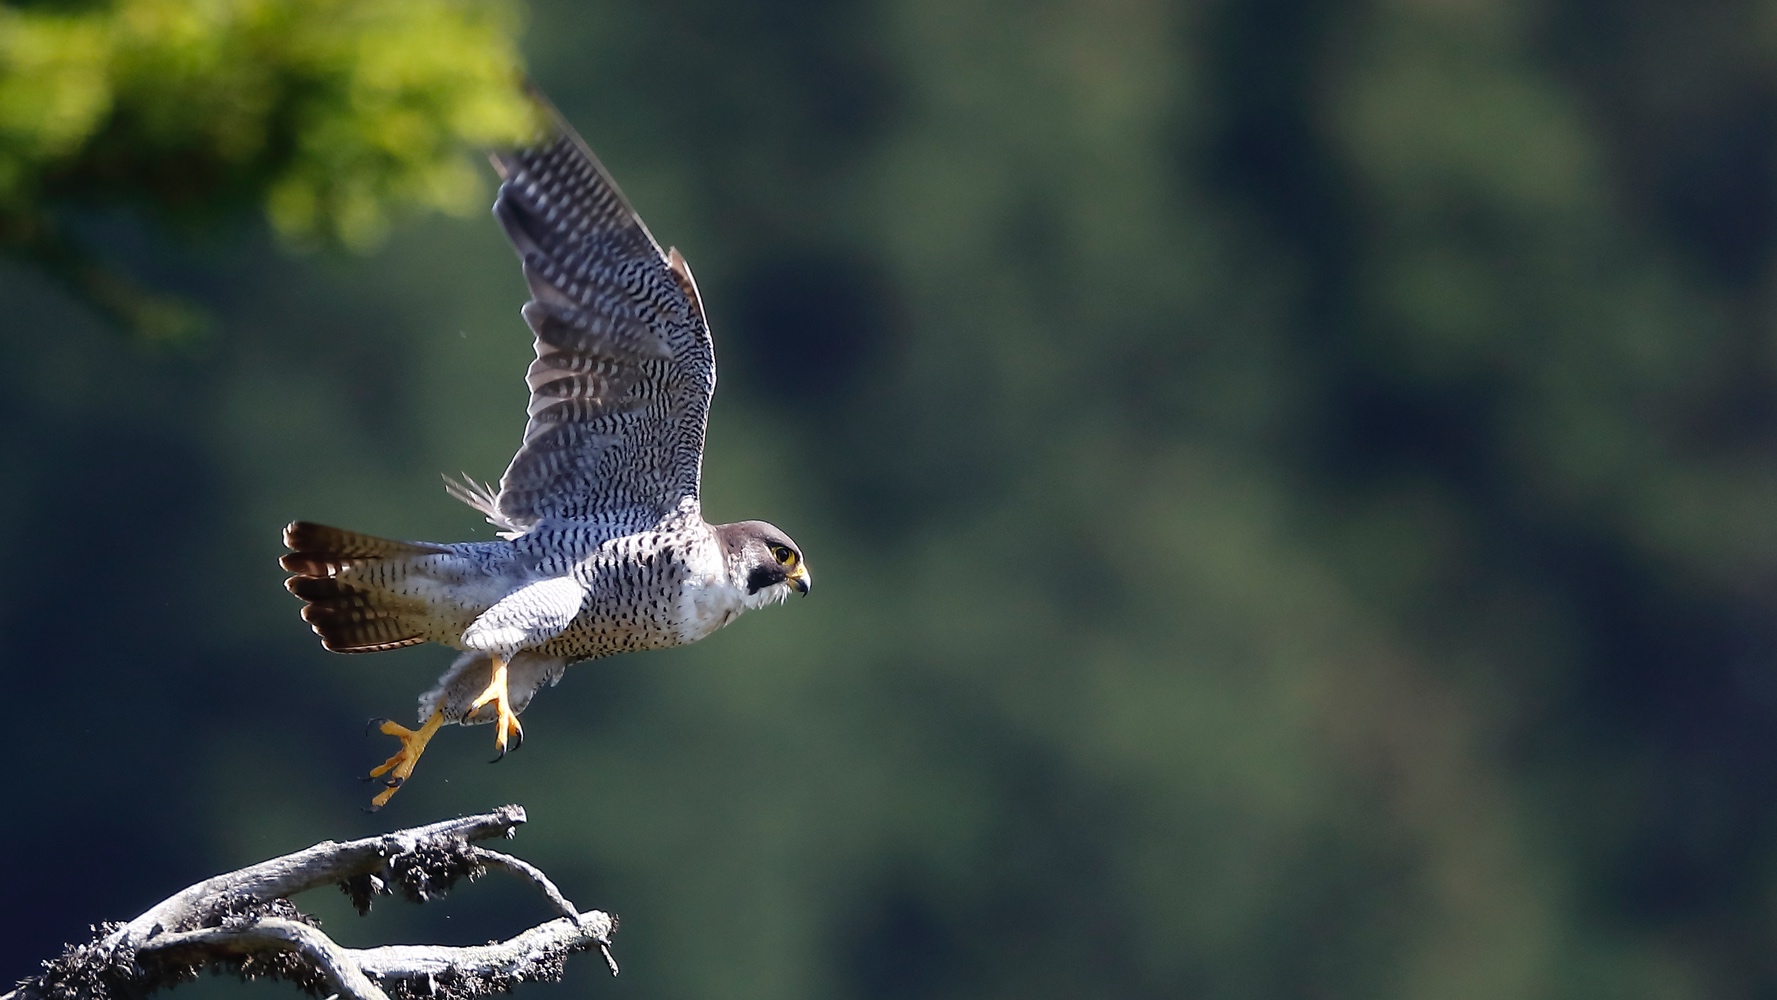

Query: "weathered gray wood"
<box><xmin>472</xmin><ymin>847</ymin><xmax>581</xmax><ymax>922</ymax></box>
<box><xmin>140</xmin><ymin>920</ymin><xmax>392</xmax><ymax>1000</ymax></box>
<box><xmin>108</xmin><ymin>805</ymin><xmax>527</xmax><ymax>958</ymax></box>
<box><xmin>3</xmin><ymin>805</ymin><xmax>617</xmax><ymax>1000</ymax></box>
<box><xmin>354</xmin><ymin>909</ymin><xmax>619</xmax><ymax>982</ymax></box>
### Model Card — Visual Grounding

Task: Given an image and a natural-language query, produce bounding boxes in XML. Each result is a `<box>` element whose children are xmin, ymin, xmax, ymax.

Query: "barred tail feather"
<box><xmin>281</xmin><ymin>521</ymin><xmax>448</xmax><ymax>576</ymax></box>
<box><xmin>281</xmin><ymin>521</ymin><xmax>448</xmax><ymax>653</ymax></box>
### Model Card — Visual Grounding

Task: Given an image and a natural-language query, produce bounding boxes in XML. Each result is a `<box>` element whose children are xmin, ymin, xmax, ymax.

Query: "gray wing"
<box><xmin>487</xmin><ymin>111</ymin><xmax>714</xmax><ymax>533</ymax></box>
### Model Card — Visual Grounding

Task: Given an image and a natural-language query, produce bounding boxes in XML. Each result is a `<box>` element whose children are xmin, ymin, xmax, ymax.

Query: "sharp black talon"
<box><xmin>366</xmin><ymin>717</ymin><xmax>389</xmax><ymax>736</ymax></box>
<box><xmin>363</xmin><ymin>803</ymin><xmax>383</xmax><ymax>814</ymax></box>
<box><xmin>384</xmin><ymin>776</ymin><xmax>404</xmax><ymax>789</ymax></box>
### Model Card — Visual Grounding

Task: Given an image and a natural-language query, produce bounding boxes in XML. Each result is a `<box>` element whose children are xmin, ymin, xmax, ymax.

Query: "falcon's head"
<box><xmin>716</xmin><ymin>520</ymin><xmax>811</xmax><ymax>608</ymax></box>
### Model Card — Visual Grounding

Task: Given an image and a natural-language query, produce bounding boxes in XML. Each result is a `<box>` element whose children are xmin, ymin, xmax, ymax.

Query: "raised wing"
<box><xmin>485</xmin><ymin>107</ymin><xmax>715</xmax><ymax>533</ymax></box>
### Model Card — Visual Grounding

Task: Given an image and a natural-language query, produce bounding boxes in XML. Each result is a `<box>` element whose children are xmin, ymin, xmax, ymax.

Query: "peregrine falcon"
<box><xmin>281</xmin><ymin>101</ymin><xmax>811</xmax><ymax>809</ymax></box>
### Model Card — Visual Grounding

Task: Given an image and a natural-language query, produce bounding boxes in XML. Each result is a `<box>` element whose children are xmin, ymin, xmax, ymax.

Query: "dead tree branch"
<box><xmin>5</xmin><ymin>805</ymin><xmax>617</xmax><ymax>1000</ymax></box>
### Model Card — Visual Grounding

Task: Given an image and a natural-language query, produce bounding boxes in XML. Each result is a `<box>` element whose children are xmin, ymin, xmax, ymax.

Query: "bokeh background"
<box><xmin>7</xmin><ymin>0</ymin><xmax>1777</xmax><ymax>997</ymax></box>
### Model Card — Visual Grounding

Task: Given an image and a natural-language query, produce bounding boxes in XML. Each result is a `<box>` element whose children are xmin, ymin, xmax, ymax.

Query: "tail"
<box><xmin>281</xmin><ymin>521</ymin><xmax>450</xmax><ymax>653</ymax></box>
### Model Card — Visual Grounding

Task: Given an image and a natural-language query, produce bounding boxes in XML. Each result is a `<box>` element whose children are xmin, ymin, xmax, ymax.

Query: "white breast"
<box><xmin>674</xmin><ymin>539</ymin><xmax>747</xmax><ymax>643</ymax></box>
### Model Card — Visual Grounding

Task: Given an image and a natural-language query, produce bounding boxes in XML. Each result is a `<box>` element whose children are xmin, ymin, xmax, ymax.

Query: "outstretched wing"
<box><xmin>486</xmin><ymin>105</ymin><xmax>715</xmax><ymax>533</ymax></box>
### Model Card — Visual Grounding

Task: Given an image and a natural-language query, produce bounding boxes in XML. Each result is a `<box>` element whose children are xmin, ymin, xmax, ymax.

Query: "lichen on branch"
<box><xmin>4</xmin><ymin>805</ymin><xmax>617</xmax><ymax>1000</ymax></box>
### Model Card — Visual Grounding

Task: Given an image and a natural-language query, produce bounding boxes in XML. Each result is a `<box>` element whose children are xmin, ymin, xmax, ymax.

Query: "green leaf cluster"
<box><xmin>0</xmin><ymin>0</ymin><xmax>536</xmax><ymax>338</ymax></box>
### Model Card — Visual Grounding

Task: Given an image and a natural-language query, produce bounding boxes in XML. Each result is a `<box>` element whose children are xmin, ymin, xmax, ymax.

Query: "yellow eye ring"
<box><xmin>771</xmin><ymin>545</ymin><xmax>796</xmax><ymax>567</ymax></box>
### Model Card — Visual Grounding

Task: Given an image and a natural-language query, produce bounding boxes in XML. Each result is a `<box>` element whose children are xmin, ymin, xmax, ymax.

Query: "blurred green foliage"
<box><xmin>0</xmin><ymin>0</ymin><xmax>533</xmax><ymax>338</ymax></box>
<box><xmin>6</xmin><ymin>2</ymin><xmax>1777</xmax><ymax>1000</ymax></box>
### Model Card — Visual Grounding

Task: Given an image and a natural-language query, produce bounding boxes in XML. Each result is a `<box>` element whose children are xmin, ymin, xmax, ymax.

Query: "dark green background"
<box><xmin>8</xmin><ymin>1</ymin><xmax>1777</xmax><ymax>997</ymax></box>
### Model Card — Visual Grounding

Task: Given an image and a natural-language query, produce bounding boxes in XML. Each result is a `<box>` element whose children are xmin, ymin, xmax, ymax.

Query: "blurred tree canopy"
<box><xmin>0</xmin><ymin>0</ymin><xmax>533</xmax><ymax>339</ymax></box>
<box><xmin>7</xmin><ymin>2</ymin><xmax>1777</xmax><ymax>1000</ymax></box>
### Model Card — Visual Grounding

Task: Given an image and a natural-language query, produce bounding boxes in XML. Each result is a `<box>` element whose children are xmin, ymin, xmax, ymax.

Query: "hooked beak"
<box><xmin>788</xmin><ymin>562</ymin><xmax>811</xmax><ymax>595</ymax></box>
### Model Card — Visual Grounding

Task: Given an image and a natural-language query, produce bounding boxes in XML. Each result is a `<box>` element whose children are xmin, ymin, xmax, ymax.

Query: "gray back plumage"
<box><xmin>487</xmin><ymin>108</ymin><xmax>715</xmax><ymax>534</ymax></box>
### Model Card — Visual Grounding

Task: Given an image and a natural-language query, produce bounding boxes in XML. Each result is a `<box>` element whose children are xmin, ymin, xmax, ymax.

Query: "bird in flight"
<box><xmin>281</xmin><ymin>98</ymin><xmax>811</xmax><ymax>809</ymax></box>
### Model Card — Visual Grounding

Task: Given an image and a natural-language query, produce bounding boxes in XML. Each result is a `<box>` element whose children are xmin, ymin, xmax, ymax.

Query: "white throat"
<box><xmin>741</xmin><ymin>581</ymin><xmax>795</xmax><ymax>610</ymax></box>
<box><xmin>676</xmin><ymin>558</ymin><xmax>792</xmax><ymax>642</ymax></box>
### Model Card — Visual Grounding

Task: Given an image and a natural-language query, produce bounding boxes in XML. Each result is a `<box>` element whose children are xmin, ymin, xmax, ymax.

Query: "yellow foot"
<box><xmin>470</xmin><ymin>654</ymin><xmax>524</xmax><ymax>761</ymax></box>
<box><xmin>366</xmin><ymin>708</ymin><xmax>445</xmax><ymax>810</ymax></box>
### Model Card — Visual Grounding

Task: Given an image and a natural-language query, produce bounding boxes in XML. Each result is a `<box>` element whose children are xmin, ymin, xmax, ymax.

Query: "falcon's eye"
<box><xmin>771</xmin><ymin>545</ymin><xmax>797</xmax><ymax>567</ymax></box>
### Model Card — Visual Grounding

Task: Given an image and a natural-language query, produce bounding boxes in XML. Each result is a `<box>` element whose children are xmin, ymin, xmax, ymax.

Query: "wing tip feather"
<box><xmin>483</xmin><ymin>85</ymin><xmax>714</xmax><ymax>529</ymax></box>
